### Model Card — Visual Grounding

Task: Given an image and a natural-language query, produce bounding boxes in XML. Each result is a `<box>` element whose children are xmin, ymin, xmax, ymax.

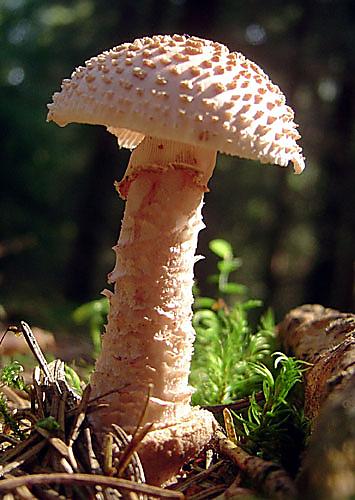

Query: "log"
<box><xmin>278</xmin><ymin>304</ymin><xmax>355</xmax><ymax>499</ymax></box>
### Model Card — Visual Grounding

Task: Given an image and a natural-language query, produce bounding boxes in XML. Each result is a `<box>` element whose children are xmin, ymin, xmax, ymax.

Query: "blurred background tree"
<box><xmin>0</xmin><ymin>0</ymin><xmax>354</xmax><ymax>332</ymax></box>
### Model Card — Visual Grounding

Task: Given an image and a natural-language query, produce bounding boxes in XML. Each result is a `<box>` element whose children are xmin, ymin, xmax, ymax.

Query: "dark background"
<box><xmin>0</xmin><ymin>0</ymin><xmax>354</xmax><ymax>333</ymax></box>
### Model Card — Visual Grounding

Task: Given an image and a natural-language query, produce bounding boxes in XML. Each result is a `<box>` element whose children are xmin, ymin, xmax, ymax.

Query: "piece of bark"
<box><xmin>278</xmin><ymin>304</ymin><xmax>355</xmax><ymax>499</ymax></box>
<box><xmin>297</xmin><ymin>373</ymin><xmax>355</xmax><ymax>500</ymax></box>
<box><xmin>278</xmin><ymin>304</ymin><xmax>355</xmax><ymax>421</ymax></box>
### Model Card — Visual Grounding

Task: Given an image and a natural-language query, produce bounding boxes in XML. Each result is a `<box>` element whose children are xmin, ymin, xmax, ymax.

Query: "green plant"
<box><xmin>0</xmin><ymin>360</ymin><xmax>27</xmax><ymax>392</ymax></box>
<box><xmin>36</xmin><ymin>416</ymin><xmax>61</xmax><ymax>432</ymax></box>
<box><xmin>190</xmin><ymin>239</ymin><xmax>276</xmax><ymax>405</ymax></box>
<box><xmin>64</xmin><ymin>364</ymin><xmax>83</xmax><ymax>395</ymax></box>
<box><xmin>232</xmin><ymin>352</ymin><xmax>310</xmax><ymax>469</ymax></box>
<box><xmin>72</xmin><ymin>298</ymin><xmax>109</xmax><ymax>357</ymax></box>
<box><xmin>0</xmin><ymin>361</ymin><xmax>28</xmax><ymax>439</ymax></box>
<box><xmin>0</xmin><ymin>394</ymin><xmax>24</xmax><ymax>439</ymax></box>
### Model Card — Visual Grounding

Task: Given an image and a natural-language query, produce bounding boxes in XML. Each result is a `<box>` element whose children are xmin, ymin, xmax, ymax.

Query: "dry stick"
<box><xmin>32</xmin><ymin>371</ymin><xmax>45</xmax><ymax>420</ymax></box>
<box><xmin>3</xmin><ymin>474</ymin><xmax>38</xmax><ymax>500</ymax></box>
<box><xmin>81</xmin><ymin>426</ymin><xmax>102</xmax><ymax>474</ymax></box>
<box><xmin>222</xmin><ymin>408</ymin><xmax>238</xmax><ymax>443</ymax></box>
<box><xmin>0</xmin><ymin>439</ymin><xmax>47</xmax><ymax>476</ymax></box>
<box><xmin>35</xmin><ymin>427</ymin><xmax>71</xmax><ymax>463</ymax></box>
<box><xmin>66</xmin><ymin>384</ymin><xmax>92</xmax><ymax>472</ymax></box>
<box><xmin>68</xmin><ymin>384</ymin><xmax>91</xmax><ymax>445</ymax></box>
<box><xmin>0</xmin><ymin>433</ymin><xmax>20</xmax><ymax>445</ymax></box>
<box><xmin>0</xmin><ymin>433</ymin><xmax>43</xmax><ymax>464</ymax></box>
<box><xmin>0</xmin><ymin>473</ymin><xmax>184</xmax><ymax>498</ymax></box>
<box><xmin>0</xmin><ymin>386</ymin><xmax>29</xmax><ymax>407</ymax></box>
<box><xmin>115</xmin><ymin>422</ymin><xmax>153</xmax><ymax>479</ymax></box>
<box><xmin>103</xmin><ymin>432</ymin><xmax>114</xmax><ymax>476</ymax></box>
<box><xmin>20</xmin><ymin>322</ymin><xmax>53</xmax><ymax>385</ymax></box>
<box><xmin>13</xmin><ymin>408</ymin><xmax>38</xmax><ymax>425</ymax></box>
<box><xmin>57</xmin><ymin>390</ymin><xmax>66</xmax><ymax>443</ymax></box>
<box><xmin>216</xmin><ymin>430</ymin><xmax>297</xmax><ymax>500</ymax></box>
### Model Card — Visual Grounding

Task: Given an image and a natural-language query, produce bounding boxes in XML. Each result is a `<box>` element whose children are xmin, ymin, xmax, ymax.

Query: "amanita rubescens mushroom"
<box><xmin>47</xmin><ymin>34</ymin><xmax>304</xmax><ymax>484</ymax></box>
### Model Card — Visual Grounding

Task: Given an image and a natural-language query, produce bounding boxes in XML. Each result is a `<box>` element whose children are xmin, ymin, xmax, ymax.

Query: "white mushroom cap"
<box><xmin>47</xmin><ymin>34</ymin><xmax>305</xmax><ymax>173</ymax></box>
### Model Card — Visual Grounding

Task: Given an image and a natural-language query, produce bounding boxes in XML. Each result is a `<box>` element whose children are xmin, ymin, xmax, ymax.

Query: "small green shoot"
<box><xmin>64</xmin><ymin>364</ymin><xmax>83</xmax><ymax>395</ymax></box>
<box><xmin>0</xmin><ymin>394</ymin><xmax>24</xmax><ymax>439</ymax></box>
<box><xmin>0</xmin><ymin>360</ymin><xmax>28</xmax><ymax>439</ymax></box>
<box><xmin>36</xmin><ymin>416</ymin><xmax>61</xmax><ymax>432</ymax></box>
<box><xmin>207</xmin><ymin>239</ymin><xmax>247</xmax><ymax>296</ymax></box>
<box><xmin>0</xmin><ymin>361</ymin><xmax>27</xmax><ymax>392</ymax></box>
<box><xmin>232</xmin><ymin>352</ymin><xmax>310</xmax><ymax>468</ymax></box>
<box><xmin>72</xmin><ymin>298</ymin><xmax>109</xmax><ymax>356</ymax></box>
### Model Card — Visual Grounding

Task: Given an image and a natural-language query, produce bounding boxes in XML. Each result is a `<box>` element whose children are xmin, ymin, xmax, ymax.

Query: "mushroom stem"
<box><xmin>90</xmin><ymin>136</ymin><xmax>217</xmax><ymax>433</ymax></box>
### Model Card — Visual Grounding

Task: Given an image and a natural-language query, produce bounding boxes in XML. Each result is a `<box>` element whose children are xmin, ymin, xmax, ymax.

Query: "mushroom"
<box><xmin>47</xmin><ymin>34</ymin><xmax>304</xmax><ymax>485</ymax></box>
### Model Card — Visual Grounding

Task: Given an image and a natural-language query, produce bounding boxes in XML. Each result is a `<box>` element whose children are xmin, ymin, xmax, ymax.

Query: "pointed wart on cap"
<box><xmin>47</xmin><ymin>34</ymin><xmax>305</xmax><ymax>173</ymax></box>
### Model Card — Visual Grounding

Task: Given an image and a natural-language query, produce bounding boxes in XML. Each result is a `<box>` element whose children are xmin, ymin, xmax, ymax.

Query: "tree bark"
<box><xmin>278</xmin><ymin>304</ymin><xmax>355</xmax><ymax>499</ymax></box>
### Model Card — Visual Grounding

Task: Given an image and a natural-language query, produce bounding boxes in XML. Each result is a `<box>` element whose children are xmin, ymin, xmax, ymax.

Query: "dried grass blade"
<box><xmin>32</xmin><ymin>370</ymin><xmax>45</xmax><ymax>419</ymax></box>
<box><xmin>114</xmin><ymin>385</ymin><xmax>153</xmax><ymax>479</ymax></box>
<box><xmin>3</xmin><ymin>474</ymin><xmax>38</xmax><ymax>500</ymax></box>
<box><xmin>103</xmin><ymin>433</ymin><xmax>114</xmax><ymax>476</ymax></box>
<box><xmin>0</xmin><ymin>473</ymin><xmax>184</xmax><ymax>498</ymax></box>
<box><xmin>0</xmin><ymin>439</ymin><xmax>47</xmax><ymax>476</ymax></box>
<box><xmin>80</xmin><ymin>427</ymin><xmax>102</xmax><ymax>474</ymax></box>
<box><xmin>110</xmin><ymin>426</ymin><xmax>145</xmax><ymax>486</ymax></box>
<box><xmin>57</xmin><ymin>389</ymin><xmax>66</xmax><ymax>442</ymax></box>
<box><xmin>20</xmin><ymin>322</ymin><xmax>53</xmax><ymax>383</ymax></box>
<box><xmin>68</xmin><ymin>384</ymin><xmax>91</xmax><ymax>446</ymax></box>
<box><xmin>0</xmin><ymin>434</ymin><xmax>43</xmax><ymax>465</ymax></box>
<box><xmin>223</xmin><ymin>408</ymin><xmax>237</xmax><ymax>443</ymax></box>
<box><xmin>115</xmin><ymin>423</ymin><xmax>153</xmax><ymax>479</ymax></box>
<box><xmin>0</xmin><ymin>433</ymin><xmax>20</xmax><ymax>445</ymax></box>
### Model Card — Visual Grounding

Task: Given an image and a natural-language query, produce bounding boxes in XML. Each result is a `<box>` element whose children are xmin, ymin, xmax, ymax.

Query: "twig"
<box><xmin>81</xmin><ymin>426</ymin><xmax>102</xmax><ymax>474</ymax></box>
<box><xmin>0</xmin><ymin>473</ymin><xmax>184</xmax><ymax>498</ymax></box>
<box><xmin>0</xmin><ymin>433</ymin><xmax>42</xmax><ymax>464</ymax></box>
<box><xmin>103</xmin><ymin>432</ymin><xmax>114</xmax><ymax>475</ymax></box>
<box><xmin>20</xmin><ymin>322</ymin><xmax>53</xmax><ymax>384</ymax></box>
<box><xmin>0</xmin><ymin>386</ymin><xmax>29</xmax><ymax>408</ymax></box>
<box><xmin>0</xmin><ymin>439</ymin><xmax>47</xmax><ymax>476</ymax></box>
<box><xmin>68</xmin><ymin>384</ymin><xmax>91</xmax><ymax>445</ymax></box>
<box><xmin>222</xmin><ymin>408</ymin><xmax>237</xmax><ymax>443</ymax></box>
<box><xmin>0</xmin><ymin>433</ymin><xmax>20</xmax><ymax>445</ymax></box>
<box><xmin>3</xmin><ymin>473</ymin><xmax>39</xmax><ymax>500</ymax></box>
<box><xmin>216</xmin><ymin>430</ymin><xmax>297</xmax><ymax>499</ymax></box>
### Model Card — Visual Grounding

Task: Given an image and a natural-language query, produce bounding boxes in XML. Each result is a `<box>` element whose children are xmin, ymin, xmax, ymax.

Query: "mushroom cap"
<box><xmin>47</xmin><ymin>34</ymin><xmax>304</xmax><ymax>173</ymax></box>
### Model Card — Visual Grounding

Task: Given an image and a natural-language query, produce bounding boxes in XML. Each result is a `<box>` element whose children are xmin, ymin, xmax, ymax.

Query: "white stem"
<box><xmin>90</xmin><ymin>136</ymin><xmax>216</xmax><ymax>433</ymax></box>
